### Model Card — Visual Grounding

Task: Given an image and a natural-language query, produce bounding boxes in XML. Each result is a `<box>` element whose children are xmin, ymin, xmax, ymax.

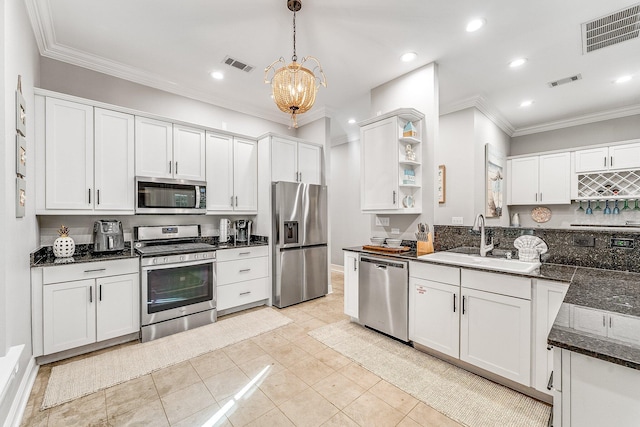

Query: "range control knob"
<box><xmin>180</xmin><ymin>255</ymin><xmax>185</xmax><ymax>262</ymax></box>
<box><xmin>194</xmin><ymin>254</ymin><xmax>199</xmax><ymax>260</ymax></box>
<box><xmin>202</xmin><ymin>253</ymin><xmax>208</xmax><ymax>259</ymax></box>
<box><xmin>153</xmin><ymin>258</ymin><xmax>158</xmax><ymax>264</ymax></box>
<box><xmin>164</xmin><ymin>257</ymin><xmax>169</xmax><ymax>264</ymax></box>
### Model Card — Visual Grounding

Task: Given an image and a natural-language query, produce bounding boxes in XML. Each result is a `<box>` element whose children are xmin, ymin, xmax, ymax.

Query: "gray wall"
<box><xmin>510</xmin><ymin>115</ymin><xmax>640</xmax><ymax>156</ymax></box>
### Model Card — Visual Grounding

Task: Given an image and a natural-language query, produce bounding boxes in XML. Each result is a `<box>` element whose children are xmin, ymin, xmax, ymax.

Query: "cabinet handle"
<box><xmin>603</xmin><ymin>315</ymin><xmax>606</xmax><ymax>327</ymax></box>
<box><xmin>453</xmin><ymin>294</ymin><xmax>456</xmax><ymax>313</ymax></box>
<box><xmin>610</xmin><ymin>317</ymin><xmax>612</xmax><ymax>328</ymax></box>
<box><xmin>176</xmin><ymin>162</ymin><xmax>178</xmax><ymax>175</ymax></box>
<box><xmin>89</xmin><ymin>286</ymin><xmax>93</xmax><ymax>303</ymax></box>
<box><xmin>462</xmin><ymin>296</ymin><xmax>466</xmax><ymax>314</ymax></box>
<box><xmin>610</xmin><ymin>156</ymin><xmax>613</xmax><ymax>168</ymax></box>
<box><xmin>169</xmin><ymin>161</ymin><xmax>172</xmax><ymax>174</ymax></box>
<box><xmin>238</xmin><ymin>252</ymin><xmax>251</xmax><ymax>255</ymax></box>
<box><xmin>393</xmin><ymin>191</ymin><xmax>396</xmax><ymax>204</ymax></box>
<box><xmin>97</xmin><ymin>189</ymin><xmax>100</xmax><ymax>205</ymax></box>
<box><xmin>235</xmin><ymin>196</ymin><xmax>238</xmax><ymax>207</ymax></box>
<box><xmin>84</xmin><ymin>268</ymin><xmax>106</xmax><ymax>273</ymax></box>
<box><xmin>240</xmin><ymin>291</ymin><xmax>251</xmax><ymax>296</ymax></box>
<box><xmin>99</xmin><ymin>284</ymin><xmax>102</xmax><ymax>301</ymax></box>
<box><xmin>239</xmin><ymin>268</ymin><xmax>251</xmax><ymax>273</ymax></box>
<box><xmin>535</xmin><ymin>193</ymin><xmax>537</xmax><ymax>202</ymax></box>
<box><xmin>547</xmin><ymin>371</ymin><xmax>553</xmax><ymax>391</ymax></box>
<box><xmin>299</xmin><ymin>172</ymin><xmax>302</xmax><ymax>181</ymax></box>
<box><xmin>540</xmin><ymin>192</ymin><xmax>542</xmax><ymax>202</ymax></box>
<box><xmin>88</xmin><ymin>188</ymin><xmax>92</xmax><ymax>204</ymax></box>
<box><xmin>604</xmin><ymin>157</ymin><xmax>607</xmax><ymax>168</ymax></box>
<box><xmin>353</xmin><ymin>258</ymin><xmax>357</xmax><ymax>272</ymax></box>
<box><xmin>230</xmin><ymin>196</ymin><xmax>234</xmax><ymax>207</ymax></box>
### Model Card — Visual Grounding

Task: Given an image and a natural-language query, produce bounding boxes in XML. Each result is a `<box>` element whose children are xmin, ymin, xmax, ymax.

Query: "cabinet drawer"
<box><xmin>217</xmin><ymin>256</ymin><xmax>268</xmax><ymax>285</ymax></box>
<box><xmin>43</xmin><ymin>258</ymin><xmax>139</xmax><ymax>284</ymax></box>
<box><xmin>217</xmin><ymin>278</ymin><xmax>269</xmax><ymax>311</ymax></box>
<box><xmin>410</xmin><ymin>261</ymin><xmax>460</xmax><ymax>285</ymax></box>
<box><xmin>216</xmin><ymin>245</ymin><xmax>268</xmax><ymax>262</ymax></box>
<box><xmin>461</xmin><ymin>269</ymin><xmax>531</xmax><ymax>300</ymax></box>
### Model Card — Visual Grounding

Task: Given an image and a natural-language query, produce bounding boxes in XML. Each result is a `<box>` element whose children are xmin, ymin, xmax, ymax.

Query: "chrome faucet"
<box><xmin>472</xmin><ymin>213</ymin><xmax>494</xmax><ymax>257</ymax></box>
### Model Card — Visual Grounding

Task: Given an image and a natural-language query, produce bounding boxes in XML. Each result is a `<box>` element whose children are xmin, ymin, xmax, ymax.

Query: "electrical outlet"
<box><xmin>391</xmin><ymin>228</ymin><xmax>400</xmax><ymax>235</ymax></box>
<box><xmin>375</xmin><ymin>216</ymin><xmax>390</xmax><ymax>226</ymax></box>
<box><xmin>452</xmin><ymin>217</ymin><xmax>463</xmax><ymax>225</ymax></box>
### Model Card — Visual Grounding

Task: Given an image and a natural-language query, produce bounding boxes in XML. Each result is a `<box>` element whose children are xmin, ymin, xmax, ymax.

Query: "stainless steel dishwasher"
<box><xmin>359</xmin><ymin>255</ymin><xmax>409</xmax><ymax>342</ymax></box>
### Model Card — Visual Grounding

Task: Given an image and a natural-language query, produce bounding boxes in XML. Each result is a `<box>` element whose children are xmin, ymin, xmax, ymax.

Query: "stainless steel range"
<box><xmin>135</xmin><ymin>225</ymin><xmax>216</xmax><ymax>342</ymax></box>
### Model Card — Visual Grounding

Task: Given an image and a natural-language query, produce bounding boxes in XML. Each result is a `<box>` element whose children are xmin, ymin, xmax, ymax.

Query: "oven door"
<box><xmin>141</xmin><ymin>258</ymin><xmax>216</xmax><ymax>326</ymax></box>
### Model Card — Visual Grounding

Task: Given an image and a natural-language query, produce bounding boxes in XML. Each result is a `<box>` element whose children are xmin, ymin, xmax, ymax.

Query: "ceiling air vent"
<box><xmin>223</xmin><ymin>56</ymin><xmax>254</xmax><ymax>73</ymax></box>
<box><xmin>547</xmin><ymin>74</ymin><xmax>583</xmax><ymax>88</ymax></box>
<box><xmin>581</xmin><ymin>3</ymin><xmax>640</xmax><ymax>54</ymax></box>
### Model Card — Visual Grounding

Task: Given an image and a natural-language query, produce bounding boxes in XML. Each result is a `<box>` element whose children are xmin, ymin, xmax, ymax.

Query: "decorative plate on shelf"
<box><xmin>402</xmin><ymin>195</ymin><xmax>414</xmax><ymax>208</ymax></box>
<box><xmin>531</xmin><ymin>206</ymin><xmax>552</xmax><ymax>223</ymax></box>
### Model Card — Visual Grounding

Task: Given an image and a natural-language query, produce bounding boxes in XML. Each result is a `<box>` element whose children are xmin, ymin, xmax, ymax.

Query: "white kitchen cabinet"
<box><xmin>533</xmin><ymin>280</ymin><xmax>568</xmax><ymax>396</ymax></box>
<box><xmin>217</xmin><ymin>246</ymin><xmax>269</xmax><ymax>312</ymax></box>
<box><xmin>94</xmin><ymin>108</ymin><xmax>135</xmax><ymax>211</ymax></box>
<box><xmin>206</xmin><ymin>133</ymin><xmax>257</xmax><ymax>213</ymax></box>
<box><xmin>410</xmin><ymin>277</ymin><xmax>460</xmax><ymax>358</ymax></box>
<box><xmin>574</xmin><ymin>142</ymin><xmax>640</xmax><ymax>173</ymax></box>
<box><xmin>343</xmin><ymin>251</ymin><xmax>359</xmax><ymax>319</ymax></box>
<box><xmin>271</xmin><ymin>137</ymin><xmax>322</xmax><ymax>185</ymax></box>
<box><xmin>508</xmin><ymin>152</ymin><xmax>571</xmax><ymax>205</ymax></box>
<box><xmin>173</xmin><ymin>125</ymin><xmax>206</xmax><ymax>181</ymax></box>
<box><xmin>360</xmin><ymin>108</ymin><xmax>424</xmax><ymax>213</ymax></box>
<box><xmin>135</xmin><ymin>118</ymin><xmax>206</xmax><ymax>180</ymax></box>
<box><xmin>44</xmin><ymin>98</ymin><xmax>94</xmax><ymax>210</ymax></box>
<box><xmin>571</xmin><ymin>306</ymin><xmax>640</xmax><ymax>346</ymax></box>
<box><xmin>37</xmin><ymin>259</ymin><xmax>139</xmax><ymax>356</ymax></box>
<box><xmin>42</xmin><ymin>98</ymin><xmax>135</xmax><ymax>213</ymax></box>
<box><xmin>460</xmin><ymin>269</ymin><xmax>531</xmax><ymax>385</ymax></box>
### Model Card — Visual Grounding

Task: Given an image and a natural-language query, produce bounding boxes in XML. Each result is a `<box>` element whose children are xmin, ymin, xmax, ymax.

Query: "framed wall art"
<box><xmin>16</xmin><ymin>177</ymin><xmax>26</xmax><ymax>218</ymax></box>
<box><xmin>485</xmin><ymin>144</ymin><xmax>505</xmax><ymax>217</ymax></box>
<box><xmin>438</xmin><ymin>164</ymin><xmax>446</xmax><ymax>204</ymax></box>
<box><xmin>16</xmin><ymin>90</ymin><xmax>26</xmax><ymax>137</ymax></box>
<box><xmin>16</xmin><ymin>134</ymin><xmax>26</xmax><ymax>177</ymax></box>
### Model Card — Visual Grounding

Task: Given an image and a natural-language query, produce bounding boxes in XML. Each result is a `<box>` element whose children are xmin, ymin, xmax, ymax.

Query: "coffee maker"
<box><xmin>235</xmin><ymin>219</ymin><xmax>252</xmax><ymax>243</ymax></box>
<box><xmin>93</xmin><ymin>220</ymin><xmax>125</xmax><ymax>253</ymax></box>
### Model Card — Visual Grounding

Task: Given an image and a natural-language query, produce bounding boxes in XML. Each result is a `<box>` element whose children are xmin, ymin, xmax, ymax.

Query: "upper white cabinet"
<box><xmin>360</xmin><ymin>108</ymin><xmax>424</xmax><ymax>214</ymax></box>
<box><xmin>271</xmin><ymin>137</ymin><xmax>322</xmax><ymax>184</ymax></box>
<box><xmin>575</xmin><ymin>142</ymin><xmax>640</xmax><ymax>173</ymax></box>
<box><xmin>41</xmin><ymin>97</ymin><xmax>135</xmax><ymax>213</ymax></box>
<box><xmin>135</xmin><ymin>118</ymin><xmax>206</xmax><ymax>181</ymax></box>
<box><xmin>206</xmin><ymin>132</ymin><xmax>257</xmax><ymax>213</ymax></box>
<box><xmin>508</xmin><ymin>152</ymin><xmax>571</xmax><ymax>205</ymax></box>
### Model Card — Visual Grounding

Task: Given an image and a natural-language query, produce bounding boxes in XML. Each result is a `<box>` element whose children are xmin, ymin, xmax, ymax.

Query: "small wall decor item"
<box><xmin>403</xmin><ymin>121</ymin><xmax>417</xmax><ymax>138</ymax></box>
<box><xmin>403</xmin><ymin>168</ymin><xmax>415</xmax><ymax>185</ymax></box>
<box><xmin>16</xmin><ymin>134</ymin><xmax>26</xmax><ymax>177</ymax></box>
<box><xmin>485</xmin><ymin>144</ymin><xmax>505</xmax><ymax>217</ymax></box>
<box><xmin>16</xmin><ymin>76</ymin><xmax>26</xmax><ymax>137</ymax></box>
<box><xmin>16</xmin><ymin>178</ymin><xmax>26</xmax><ymax>218</ymax></box>
<box><xmin>438</xmin><ymin>165</ymin><xmax>446</xmax><ymax>204</ymax></box>
<box><xmin>405</xmin><ymin>143</ymin><xmax>416</xmax><ymax>161</ymax></box>
<box><xmin>53</xmin><ymin>225</ymin><xmax>76</xmax><ymax>258</ymax></box>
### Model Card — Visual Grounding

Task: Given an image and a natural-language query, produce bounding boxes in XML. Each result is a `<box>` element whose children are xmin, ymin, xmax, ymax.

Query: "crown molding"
<box><xmin>440</xmin><ymin>96</ymin><xmax>515</xmax><ymax>136</ymax></box>
<box><xmin>511</xmin><ymin>104</ymin><xmax>640</xmax><ymax>137</ymax></box>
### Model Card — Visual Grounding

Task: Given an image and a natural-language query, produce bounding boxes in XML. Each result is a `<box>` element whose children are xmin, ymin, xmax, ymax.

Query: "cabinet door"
<box><xmin>272</xmin><ymin>137</ymin><xmax>298</xmax><ymax>182</ymax></box>
<box><xmin>45</xmin><ymin>98</ymin><xmax>94</xmax><ymax>210</ymax></box>
<box><xmin>538</xmin><ymin>152</ymin><xmax>571</xmax><ymax>204</ymax></box>
<box><xmin>410</xmin><ymin>278</ymin><xmax>460</xmax><ymax>358</ymax></box>
<box><xmin>608</xmin><ymin>313</ymin><xmax>640</xmax><ymax>346</ymax></box>
<box><xmin>173</xmin><ymin>125</ymin><xmax>206</xmax><ymax>181</ymax></box>
<box><xmin>609</xmin><ymin>143</ymin><xmax>640</xmax><ymax>171</ymax></box>
<box><xmin>572</xmin><ymin>306</ymin><xmax>607</xmax><ymax>336</ymax></box>
<box><xmin>343</xmin><ymin>252</ymin><xmax>359</xmax><ymax>318</ymax></box>
<box><xmin>94</xmin><ymin>108</ymin><xmax>135</xmax><ymax>212</ymax></box>
<box><xmin>460</xmin><ymin>288</ymin><xmax>531</xmax><ymax>385</ymax></box>
<box><xmin>361</xmin><ymin>117</ymin><xmax>398</xmax><ymax>210</ymax></box>
<box><xmin>43</xmin><ymin>279</ymin><xmax>96</xmax><ymax>354</ymax></box>
<box><xmin>298</xmin><ymin>143</ymin><xmax>322</xmax><ymax>185</ymax></box>
<box><xmin>508</xmin><ymin>157</ymin><xmax>539</xmax><ymax>205</ymax></box>
<box><xmin>534</xmin><ymin>280</ymin><xmax>568</xmax><ymax>394</ymax></box>
<box><xmin>135</xmin><ymin>117</ymin><xmax>173</xmax><ymax>178</ymax></box>
<box><xmin>96</xmin><ymin>273</ymin><xmax>139</xmax><ymax>342</ymax></box>
<box><xmin>574</xmin><ymin>147</ymin><xmax>609</xmax><ymax>173</ymax></box>
<box><xmin>233</xmin><ymin>138</ymin><xmax>258</xmax><ymax>211</ymax></box>
<box><xmin>206</xmin><ymin>133</ymin><xmax>234</xmax><ymax>212</ymax></box>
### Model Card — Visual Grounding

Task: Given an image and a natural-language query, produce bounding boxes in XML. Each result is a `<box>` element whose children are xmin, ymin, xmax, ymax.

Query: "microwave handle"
<box><xmin>196</xmin><ymin>186</ymin><xmax>201</xmax><ymax>208</ymax></box>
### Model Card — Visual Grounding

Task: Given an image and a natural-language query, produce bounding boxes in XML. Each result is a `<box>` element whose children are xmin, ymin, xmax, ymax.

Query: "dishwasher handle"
<box><xmin>360</xmin><ymin>256</ymin><xmax>407</xmax><ymax>270</ymax></box>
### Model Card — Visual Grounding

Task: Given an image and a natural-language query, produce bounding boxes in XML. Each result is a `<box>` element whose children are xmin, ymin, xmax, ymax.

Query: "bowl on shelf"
<box><xmin>370</xmin><ymin>237</ymin><xmax>385</xmax><ymax>246</ymax></box>
<box><xmin>386</xmin><ymin>238</ymin><xmax>403</xmax><ymax>248</ymax></box>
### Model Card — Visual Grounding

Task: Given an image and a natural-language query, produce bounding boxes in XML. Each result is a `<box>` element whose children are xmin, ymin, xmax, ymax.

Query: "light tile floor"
<box><xmin>21</xmin><ymin>272</ymin><xmax>463</xmax><ymax>427</ymax></box>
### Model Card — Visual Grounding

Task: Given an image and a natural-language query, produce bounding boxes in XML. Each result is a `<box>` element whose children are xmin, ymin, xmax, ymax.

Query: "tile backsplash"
<box><xmin>434</xmin><ymin>225</ymin><xmax>640</xmax><ymax>273</ymax></box>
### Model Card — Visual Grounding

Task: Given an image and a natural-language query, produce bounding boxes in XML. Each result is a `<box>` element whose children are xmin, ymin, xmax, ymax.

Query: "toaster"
<box><xmin>93</xmin><ymin>220</ymin><xmax>125</xmax><ymax>253</ymax></box>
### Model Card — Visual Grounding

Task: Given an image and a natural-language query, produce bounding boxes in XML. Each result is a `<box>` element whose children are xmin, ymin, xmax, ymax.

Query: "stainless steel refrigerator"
<box><xmin>272</xmin><ymin>181</ymin><xmax>328</xmax><ymax>308</ymax></box>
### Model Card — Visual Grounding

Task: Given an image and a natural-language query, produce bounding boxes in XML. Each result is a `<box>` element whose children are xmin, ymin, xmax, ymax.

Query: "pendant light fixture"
<box><xmin>264</xmin><ymin>0</ymin><xmax>326</xmax><ymax>128</ymax></box>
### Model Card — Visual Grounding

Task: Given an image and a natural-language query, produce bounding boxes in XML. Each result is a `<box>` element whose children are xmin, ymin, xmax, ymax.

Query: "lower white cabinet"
<box><xmin>343</xmin><ymin>251</ymin><xmax>359</xmax><ymax>318</ymax></box>
<box><xmin>217</xmin><ymin>246</ymin><xmax>269</xmax><ymax>311</ymax></box>
<box><xmin>39</xmin><ymin>259</ymin><xmax>139</xmax><ymax>356</ymax></box>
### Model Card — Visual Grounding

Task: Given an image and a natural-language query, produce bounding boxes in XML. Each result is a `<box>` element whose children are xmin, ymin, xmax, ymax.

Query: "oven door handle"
<box><xmin>141</xmin><ymin>258</ymin><xmax>215</xmax><ymax>271</ymax></box>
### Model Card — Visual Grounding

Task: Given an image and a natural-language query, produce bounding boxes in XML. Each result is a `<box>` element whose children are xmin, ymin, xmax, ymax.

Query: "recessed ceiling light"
<box><xmin>615</xmin><ymin>75</ymin><xmax>632</xmax><ymax>84</ymax></box>
<box><xmin>520</xmin><ymin>100</ymin><xmax>534</xmax><ymax>108</ymax></box>
<box><xmin>348</xmin><ymin>118</ymin><xmax>356</xmax><ymax>124</ymax></box>
<box><xmin>210</xmin><ymin>71</ymin><xmax>224</xmax><ymax>80</ymax></box>
<box><xmin>466</xmin><ymin>18</ymin><xmax>486</xmax><ymax>32</ymax></box>
<box><xmin>400</xmin><ymin>52</ymin><xmax>417</xmax><ymax>62</ymax></box>
<box><xmin>509</xmin><ymin>58</ymin><xmax>527</xmax><ymax>68</ymax></box>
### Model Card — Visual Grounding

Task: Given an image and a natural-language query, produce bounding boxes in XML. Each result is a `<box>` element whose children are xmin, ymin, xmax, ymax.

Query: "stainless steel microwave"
<box><xmin>135</xmin><ymin>177</ymin><xmax>207</xmax><ymax>214</ymax></box>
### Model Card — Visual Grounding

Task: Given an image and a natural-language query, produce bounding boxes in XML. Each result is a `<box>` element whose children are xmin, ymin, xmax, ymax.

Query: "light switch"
<box><xmin>391</xmin><ymin>228</ymin><xmax>400</xmax><ymax>235</ymax></box>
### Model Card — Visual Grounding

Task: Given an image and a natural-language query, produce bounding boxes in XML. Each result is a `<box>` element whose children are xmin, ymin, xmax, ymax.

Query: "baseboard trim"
<box><xmin>4</xmin><ymin>357</ymin><xmax>37</xmax><ymax>427</ymax></box>
<box><xmin>330</xmin><ymin>263</ymin><xmax>343</xmax><ymax>273</ymax></box>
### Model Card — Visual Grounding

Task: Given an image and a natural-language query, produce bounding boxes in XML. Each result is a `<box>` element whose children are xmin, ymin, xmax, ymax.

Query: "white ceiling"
<box><xmin>26</xmin><ymin>0</ymin><xmax>640</xmax><ymax>141</ymax></box>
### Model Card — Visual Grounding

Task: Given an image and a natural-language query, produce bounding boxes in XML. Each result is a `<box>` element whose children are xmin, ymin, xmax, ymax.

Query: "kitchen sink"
<box><xmin>418</xmin><ymin>251</ymin><xmax>541</xmax><ymax>274</ymax></box>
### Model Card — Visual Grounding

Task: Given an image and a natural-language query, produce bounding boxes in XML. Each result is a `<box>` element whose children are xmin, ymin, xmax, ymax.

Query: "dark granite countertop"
<box><xmin>344</xmin><ymin>245</ymin><xmax>640</xmax><ymax>370</ymax></box>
